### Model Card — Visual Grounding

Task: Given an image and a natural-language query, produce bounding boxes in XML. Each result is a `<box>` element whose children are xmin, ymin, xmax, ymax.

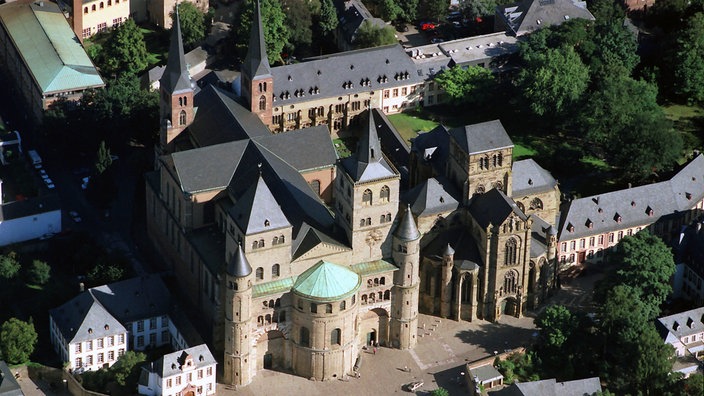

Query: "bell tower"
<box><xmin>223</xmin><ymin>244</ymin><xmax>254</xmax><ymax>386</ymax></box>
<box><xmin>158</xmin><ymin>6</ymin><xmax>193</xmax><ymax>157</ymax></box>
<box><xmin>390</xmin><ymin>205</ymin><xmax>421</xmax><ymax>350</ymax></box>
<box><xmin>241</xmin><ymin>0</ymin><xmax>273</xmax><ymax>127</ymax></box>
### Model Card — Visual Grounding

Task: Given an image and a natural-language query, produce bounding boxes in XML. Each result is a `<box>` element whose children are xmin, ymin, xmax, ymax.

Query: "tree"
<box><xmin>680</xmin><ymin>373</ymin><xmax>704</xmax><ymax>396</ymax></box>
<box><xmin>397</xmin><ymin>0</ymin><xmax>419</xmax><ymax>22</ymax></box>
<box><xmin>431</xmin><ymin>388</ymin><xmax>449</xmax><ymax>396</ymax></box>
<box><xmin>283</xmin><ymin>0</ymin><xmax>313</xmax><ymax>52</ymax></box>
<box><xmin>378</xmin><ymin>0</ymin><xmax>404</xmax><ymax>21</ymax></box>
<box><xmin>110</xmin><ymin>351</ymin><xmax>146</xmax><ymax>388</ymax></box>
<box><xmin>354</xmin><ymin>20</ymin><xmax>397</xmax><ymax>49</ymax></box>
<box><xmin>536</xmin><ymin>305</ymin><xmax>578</xmax><ymax>350</ymax></box>
<box><xmin>101</xmin><ymin>19</ymin><xmax>148</xmax><ymax>76</ymax></box>
<box><xmin>588</xmin><ymin>21</ymin><xmax>639</xmax><ymax>81</ymax></box>
<box><xmin>26</xmin><ymin>260</ymin><xmax>50</xmax><ymax>285</ymax></box>
<box><xmin>433</xmin><ymin>65</ymin><xmax>495</xmax><ymax>105</ymax></box>
<box><xmin>0</xmin><ymin>318</ymin><xmax>38</xmax><ymax>364</ymax></box>
<box><xmin>171</xmin><ymin>2</ymin><xmax>206</xmax><ymax>51</ymax></box>
<box><xmin>95</xmin><ymin>141</ymin><xmax>113</xmax><ymax>175</ymax></box>
<box><xmin>318</xmin><ymin>0</ymin><xmax>339</xmax><ymax>36</ymax></box>
<box><xmin>517</xmin><ymin>46</ymin><xmax>589</xmax><ymax>116</ymax></box>
<box><xmin>235</xmin><ymin>0</ymin><xmax>290</xmax><ymax>63</ymax></box>
<box><xmin>0</xmin><ymin>252</ymin><xmax>20</xmax><ymax>280</ymax></box>
<box><xmin>672</xmin><ymin>13</ymin><xmax>704</xmax><ymax>103</ymax></box>
<box><xmin>421</xmin><ymin>0</ymin><xmax>448</xmax><ymax>21</ymax></box>
<box><xmin>461</xmin><ymin>0</ymin><xmax>497</xmax><ymax>19</ymax></box>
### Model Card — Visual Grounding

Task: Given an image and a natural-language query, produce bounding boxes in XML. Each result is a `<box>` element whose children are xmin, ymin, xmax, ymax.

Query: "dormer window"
<box><xmin>631</xmin><ymin>201</ymin><xmax>636</xmax><ymax>207</ymax></box>
<box><xmin>567</xmin><ymin>223</ymin><xmax>574</xmax><ymax>232</ymax></box>
<box><xmin>686</xmin><ymin>192</ymin><xmax>692</xmax><ymax>200</ymax></box>
<box><xmin>585</xmin><ymin>219</ymin><xmax>593</xmax><ymax>229</ymax></box>
<box><xmin>614</xmin><ymin>213</ymin><xmax>622</xmax><ymax>223</ymax></box>
<box><xmin>687</xmin><ymin>317</ymin><xmax>694</xmax><ymax>328</ymax></box>
<box><xmin>264</xmin><ymin>219</ymin><xmax>270</xmax><ymax>227</ymax></box>
<box><xmin>646</xmin><ymin>206</ymin><xmax>654</xmax><ymax>216</ymax></box>
<box><xmin>673</xmin><ymin>321</ymin><xmax>680</xmax><ymax>331</ymax></box>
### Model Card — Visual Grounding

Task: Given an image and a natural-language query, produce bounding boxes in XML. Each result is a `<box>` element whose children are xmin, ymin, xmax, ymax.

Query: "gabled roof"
<box><xmin>229</xmin><ymin>172</ymin><xmax>290</xmax><ymax>234</ymax></box>
<box><xmin>403</xmin><ymin>177</ymin><xmax>460</xmax><ymax>217</ymax></box>
<box><xmin>510</xmin><ymin>377</ymin><xmax>601</xmax><ymax>396</ymax></box>
<box><xmin>241</xmin><ymin>0</ymin><xmax>271</xmax><ymax>79</ymax></box>
<box><xmin>153</xmin><ymin>344</ymin><xmax>216</xmax><ymax>379</ymax></box>
<box><xmin>292</xmin><ymin>261</ymin><xmax>361</xmax><ymax>302</ymax></box>
<box><xmin>342</xmin><ymin>110</ymin><xmax>398</xmax><ymax>182</ymax></box>
<box><xmin>333</xmin><ymin>0</ymin><xmax>386</xmax><ymax>44</ymax></box>
<box><xmin>271</xmin><ymin>45</ymin><xmax>423</xmax><ymax>107</ymax></box>
<box><xmin>49</xmin><ymin>290</ymin><xmax>126</xmax><ymax>344</ymax></box>
<box><xmin>657</xmin><ymin>307</ymin><xmax>704</xmax><ymax>341</ymax></box>
<box><xmin>170</xmin><ymin>140</ymin><xmax>248</xmax><ymax>194</ymax></box>
<box><xmin>559</xmin><ymin>154</ymin><xmax>704</xmax><ymax>240</ymax></box>
<box><xmin>512</xmin><ymin>159</ymin><xmax>558</xmax><ymax>197</ymax></box>
<box><xmin>253</xmin><ymin>126</ymin><xmax>338</xmax><ymax>172</ymax></box>
<box><xmin>498</xmin><ymin>0</ymin><xmax>595</xmax><ymax>36</ymax></box>
<box><xmin>0</xmin><ymin>0</ymin><xmax>104</xmax><ymax>94</ymax></box>
<box><xmin>292</xmin><ymin>223</ymin><xmax>349</xmax><ymax>261</ymax></box>
<box><xmin>160</xmin><ymin>7</ymin><xmax>192</xmax><ymax>95</ymax></box>
<box><xmin>470</xmin><ymin>188</ymin><xmax>528</xmax><ymax>229</ymax></box>
<box><xmin>423</xmin><ymin>229</ymin><xmax>483</xmax><ymax>268</ymax></box>
<box><xmin>411</xmin><ymin>125</ymin><xmax>450</xmax><ymax>175</ymax></box>
<box><xmin>90</xmin><ymin>275</ymin><xmax>172</xmax><ymax>323</ymax></box>
<box><xmin>449</xmin><ymin>120</ymin><xmax>513</xmax><ymax>156</ymax></box>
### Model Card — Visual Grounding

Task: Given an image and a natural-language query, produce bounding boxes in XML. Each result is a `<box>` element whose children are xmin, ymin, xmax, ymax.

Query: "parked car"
<box><xmin>419</xmin><ymin>21</ymin><xmax>437</xmax><ymax>30</ymax></box>
<box><xmin>44</xmin><ymin>178</ymin><xmax>55</xmax><ymax>189</ymax></box>
<box><xmin>404</xmin><ymin>381</ymin><xmax>423</xmax><ymax>392</ymax></box>
<box><xmin>431</xmin><ymin>38</ymin><xmax>445</xmax><ymax>44</ymax></box>
<box><xmin>68</xmin><ymin>210</ymin><xmax>82</xmax><ymax>223</ymax></box>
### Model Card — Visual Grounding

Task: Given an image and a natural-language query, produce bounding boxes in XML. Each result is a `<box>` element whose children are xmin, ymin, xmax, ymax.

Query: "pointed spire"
<box><xmin>161</xmin><ymin>5</ymin><xmax>192</xmax><ymax>94</ymax></box>
<box><xmin>358</xmin><ymin>108</ymin><xmax>383</xmax><ymax>165</ymax></box>
<box><xmin>242</xmin><ymin>0</ymin><xmax>272</xmax><ymax>79</ymax></box>
<box><xmin>227</xmin><ymin>243</ymin><xmax>252</xmax><ymax>277</ymax></box>
<box><xmin>394</xmin><ymin>205</ymin><xmax>420</xmax><ymax>241</ymax></box>
<box><xmin>443</xmin><ymin>243</ymin><xmax>455</xmax><ymax>257</ymax></box>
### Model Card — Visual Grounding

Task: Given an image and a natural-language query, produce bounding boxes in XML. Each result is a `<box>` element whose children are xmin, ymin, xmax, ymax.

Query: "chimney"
<box><xmin>72</xmin><ymin>0</ymin><xmax>84</xmax><ymax>43</ymax></box>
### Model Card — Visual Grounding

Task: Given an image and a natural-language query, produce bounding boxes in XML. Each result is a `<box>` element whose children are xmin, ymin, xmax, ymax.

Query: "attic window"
<box><xmin>385</xmin><ymin>59</ymin><xmax>390</xmax><ymax>64</ymax></box>
<box><xmin>614</xmin><ymin>213</ymin><xmax>622</xmax><ymax>223</ymax></box>
<box><xmin>104</xmin><ymin>324</ymin><xmax>109</xmax><ymax>330</ymax></box>
<box><xmin>567</xmin><ymin>223</ymin><xmax>574</xmax><ymax>232</ymax></box>
<box><xmin>686</xmin><ymin>192</ymin><xmax>692</xmax><ymax>200</ymax></box>
<box><xmin>317</xmin><ymin>70</ymin><xmax>321</xmax><ymax>75</ymax></box>
<box><xmin>350</xmin><ymin>65</ymin><xmax>354</xmax><ymax>70</ymax></box>
<box><xmin>287</xmin><ymin>75</ymin><xmax>292</xmax><ymax>81</ymax></box>
<box><xmin>536</xmin><ymin>19</ymin><xmax>542</xmax><ymax>25</ymax></box>
<box><xmin>585</xmin><ymin>219</ymin><xmax>593</xmax><ymax>229</ymax></box>
<box><xmin>88</xmin><ymin>328</ymin><xmax>93</xmax><ymax>334</ymax></box>
<box><xmin>631</xmin><ymin>201</ymin><xmax>636</xmax><ymax>207</ymax></box>
<box><xmin>592</xmin><ymin>197</ymin><xmax>599</xmax><ymax>205</ymax></box>
<box><xmin>687</xmin><ymin>317</ymin><xmax>694</xmax><ymax>328</ymax></box>
<box><xmin>598</xmin><ymin>208</ymin><xmax>603</xmax><ymax>213</ymax></box>
<box><xmin>440</xmin><ymin>197</ymin><xmax>444</xmax><ymax>203</ymax></box>
<box><xmin>564</xmin><ymin>15</ymin><xmax>570</xmax><ymax>20</ymax></box>
<box><xmin>673</xmin><ymin>321</ymin><xmax>680</xmax><ymax>331</ymax></box>
<box><xmin>172</xmin><ymin>363</ymin><xmax>177</xmax><ymax>369</ymax></box>
<box><xmin>528</xmin><ymin>178</ymin><xmax>533</xmax><ymax>185</ymax></box>
<box><xmin>264</xmin><ymin>219</ymin><xmax>270</xmax><ymax>227</ymax></box>
<box><xmin>199</xmin><ymin>355</ymin><xmax>204</xmax><ymax>361</ymax></box>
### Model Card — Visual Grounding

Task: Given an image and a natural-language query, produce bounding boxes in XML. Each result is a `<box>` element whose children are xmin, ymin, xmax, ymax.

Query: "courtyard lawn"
<box><xmin>663</xmin><ymin>104</ymin><xmax>704</xmax><ymax>158</ymax></box>
<box><xmin>387</xmin><ymin>113</ymin><xmax>439</xmax><ymax>144</ymax></box>
<box><xmin>513</xmin><ymin>143</ymin><xmax>537</xmax><ymax>160</ymax></box>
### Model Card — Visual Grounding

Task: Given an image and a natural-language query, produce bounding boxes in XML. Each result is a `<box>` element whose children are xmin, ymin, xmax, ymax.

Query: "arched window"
<box><xmin>258</xmin><ymin>83</ymin><xmax>263</xmax><ymax>92</ymax></box>
<box><xmin>310</xmin><ymin>179</ymin><xmax>321</xmax><ymax>195</ymax></box>
<box><xmin>275</xmin><ymin>298</ymin><xmax>280</xmax><ymax>307</ymax></box>
<box><xmin>99</xmin><ymin>2</ymin><xmax>104</xmax><ymax>8</ymax></box>
<box><xmin>361</xmin><ymin>295</ymin><xmax>368</xmax><ymax>304</ymax></box>
<box><xmin>362</xmin><ymin>189</ymin><xmax>372</xmax><ymax>205</ymax></box>
<box><xmin>360</xmin><ymin>219</ymin><xmax>366</xmax><ymax>227</ymax></box>
<box><xmin>273</xmin><ymin>236</ymin><xmax>279</xmax><ymax>245</ymax></box>
<box><xmin>352</xmin><ymin>295</ymin><xmax>356</xmax><ymax>305</ymax></box>
<box><xmin>380</xmin><ymin>214</ymin><xmax>387</xmax><ymax>223</ymax></box>
<box><xmin>384</xmin><ymin>290</ymin><xmax>390</xmax><ymax>300</ymax></box>
<box><xmin>340</xmin><ymin>300</ymin><xmax>346</xmax><ymax>311</ymax></box>
<box><xmin>366</xmin><ymin>218</ymin><xmax>371</xmax><ymax>226</ymax></box>
<box><xmin>279</xmin><ymin>235</ymin><xmax>285</xmax><ymax>243</ymax></box>
<box><xmin>84</xmin><ymin>7</ymin><xmax>88</xmax><ymax>13</ymax></box>
<box><xmin>183</xmin><ymin>97</ymin><xmax>188</xmax><ymax>106</ymax></box>
<box><xmin>264</xmin><ymin>219</ymin><xmax>270</xmax><ymax>227</ymax></box>
<box><xmin>263</xmin><ymin>82</ymin><xmax>267</xmax><ymax>92</ymax></box>
<box><xmin>386</xmin><ymin>213</ymin><xmax>391</xmax><ymax>222</ymax></box>
<box><xmin>505</xmin><ymin>238</ymin><xmax>517</xmax><ymax>266</ymax></box>
<box><xmin>530</xmin><ymin>198</ymin><xmax>543</xmax><ymax>210</ymax></box>
<box><xmin>92</xmin><ymin>4</ymin><xmax>96</xmax><ymax>11</ymax></box>
<box><xmin>179</xmin><ymin>97</ymin><xmax>183</xmax><ymax>106</ymax></box>
<box><xmin>259</xmin><ymin>239</ymin><xmax>265</xmax><ymax>247</ymax></box>
<box><xmin>300</xmin><ymin>327</ymin><xmax>310</xmax><ymax>347</ymax></box>
<box><xmin>325</xmin><ymin>304</ymin><xmax>332</xmax><ymax>313</ymax></box>
<box><xmin>179</xmin><ymin>110</ymin><xmax>187</xmax><ymax>126</ymax></box>
<box><xmin>272</xmin><ymin>264</ymin><xmax>280</xmax><ymax>278</ymax></box>
<box><xmin>311</xmin><ymin>303</ymin><xmax>317</xmax><ymax>313</ymax></box>
<box><xmin>331</xmin><ymin>328</ymin><xmax>341</xmax><ymax>345</ymax></box>
<box><xmin>380</xmin><ymin>185</ymin><xmax>390</xmax><ymax>203</ymax></box>
<box><xmin>380</xmin><ymin>277</ymin><xmax>385</xmax><ymax>285</ymax></box>
<box><xmin>252</xmin><ymin>240</ymin><xmax>259</xmax><ymax>249</ymax></box>
<box><xmin>516</xmin><ymin>201</ymin><xmax>525</xmax><ymax>213</ymax></box>
<box><xmin>258</xmin><ymin>316</ymin><xmax>264</xmax><ymax>325</ymax></box>
<box><xmin>497</xmin><ymin>152</ymin><xmax>503</xmax><ymax>166</ymax></box>
<box><xmin>265</xmin><ymin>314</ymin><xmax>272</xmax><ymax>324</ymax></box>
<box><xmin>259</xmin><ymin>95</ymin><xmax>266</xmax><ymax>111</ymax></box>
<box><xmin>475</xmin><ymin>185</ymin><xmax>485</xmax><ymax>195</ymax></box>
<box><xmin>504</xmin><ymin>270</ymin><xmax>518</xmax><ymax>294</ymax></box>
<box><xmin>374</xmin><ymin>278</ymin><xmax>379</xmax><ymax>286</ymax></box>
<box><xmin>256</xmin><ymin>267</ymin><xmax>264</xmax><ymax>280</ymax></box>
<box><xmin>494</xmin><ymin>181</ymin><xmax>503</xmax><ymax>191</ymax></box>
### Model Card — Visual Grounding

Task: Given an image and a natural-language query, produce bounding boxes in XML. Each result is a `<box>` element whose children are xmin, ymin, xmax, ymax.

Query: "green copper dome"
<box><xmin>292</xmin><ymin>261</ymin><xmax>361</xmax><ymax>302</ymax></box>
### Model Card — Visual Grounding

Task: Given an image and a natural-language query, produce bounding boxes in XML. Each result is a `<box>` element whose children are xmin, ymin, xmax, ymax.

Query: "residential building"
<box><xmin>332</xmin><ymin>0</ymin><xmax>386</xmax><ymax>51</ymax></box>
<box><xmin>0</xmin><ymin>180</ymin><xmax>61</xmax><ymax>246</ymax></box>
<box><xmin>0</xmin><ymin>361</ymin><xmax>23</xmax><ymax>396</ymax></box>
<box><xmin>468</xmin><ymin>364</ymin><xmax>503</xmax><ymax>395</ymax></box>
<box><xmin>66</xmin><ymin>0</ymin><xmax>129</xmax><ymax>40</ymax></box>
<box><xmin>0</xmin><ymin>0</ymin><xmax>104</xmax><ymax>123</ymax></box>
<box><xmin>674</xmin><ymin>220</ymin><xmax>704</xmax><ymax>305</ymax></box>
<box><xmin>130</xmin><ymin>0</ymin><xmax>208</xmax><ymax>28</ymax></box>
<box><xmin>558</xmin><ymin>155</ymin><xmax>704</xmax><ymax>266</ymax></box>
<box><xmin>494</xmin><ymin>377</ymin><xmax>602</xmax><ymax>395</ymax></box>
<box><xmin>49</xmin><ymin>275</ymin><xmax>197</xmax><ymax>372</ymax></box>
<box><xmin>656</xmin><ymin>307</ymin><xmax>704</xmax><ymax>377</ymax></box>
<box><xmin>495</xmin><ymin>0</ymin><xmax>595</xmax><ymax>36</ymax></box>
<box><xmin>138</xmin><ymin>344</ymin><xmax>216</xmax><ymax>396</ymax></box>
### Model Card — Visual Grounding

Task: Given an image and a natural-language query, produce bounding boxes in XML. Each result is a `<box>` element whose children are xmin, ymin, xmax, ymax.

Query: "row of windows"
<box><xmin>255</xmin><ymin>264</ymin><xmax>280</xmax><ymax>280</ymax></box>
<box><xmin>135</xmin><ymin>331</ymin><xmax>169</xmax><ymax>348</ymax></box>
<box><xmin>361</xmin><ymin>290</ymin><xmax>391</xmax><ymax>304</ymax></box>
<box><xmin>75</xmin><ymin>334</ymin><xmax>124</xmax><ymax>353</ymax></box>
<box><xmin>362</xmin><ymin>186</ymin><xmax>391</xmax><ymax>205</ymax></box>
<box><xmin>257</xmin><ymin>311</ymin><xmax>285</xmax><ymax>326</ymax></box>
<box><xmin>299</xmin><ymin>327</ymin><xmax>341</xmax><ymax>347</ymax></box>
<box><xmin>297</xmin><ymin>296</ymin><xmax>355</xmax><ymax>313</ymax></box>
<box><xmin>75</xmin><ymin>349</ymin><xmax>123</xmax><ymax>368</ymax></box>
<box><xmin>165</xmin><ymin>369</ymin><xmax>214</xmax><ymax>388</ymax></box>
<box><xmin>81</xmin><ymin>18</ymin><xmax>122</xmax><ymax>39</ymax></box>
<box><xmin>251</xmin><ymin>234</ymin><xmax>285</xmax><ymax>249</ymax></box>
<box><xmin>134</xmin><ymin>316</ymin><xmax>169</xmax><ymax>332</ymax></box>
<box><xmin>366</xmin><ymin>277</ymin><xmax>386</xmax><ymax>287</ymax></box>
<box><xmin>561</xmin><ymin>227</ymin><xmax>643</xmax><ymax>253</ymax></box>
<box><xmin>83</xmin><ymin>0</ymin><xmax>121</xmax><ymax>13</ymax></box>
<box><xmin>478</xmin><ymin>153</ymin><xmax>503</xmax><ymax>170</ymax></box>
<box><xmin>382</xmin><ymin>86</ymin><xmax>413</xmax><ymax>99</ymax></box>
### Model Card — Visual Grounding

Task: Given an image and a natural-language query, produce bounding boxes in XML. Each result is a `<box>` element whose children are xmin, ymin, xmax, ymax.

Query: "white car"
<box><xmin>81</xmin><ymin>176</ymin><xmax>90</xmax><ymax>190</ymax></box>
<box><xmin>68</xmin><ymin>210</ymin><xmax>82</xmax><ymax>223</ymax></box>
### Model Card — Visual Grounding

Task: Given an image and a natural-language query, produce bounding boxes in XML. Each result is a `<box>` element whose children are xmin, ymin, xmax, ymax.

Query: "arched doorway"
<box><xmin>258</xmin><ymin>330</ymin><xmax>285</xmax><ymax>371</ymax></box>
<box><xmin>360</xmin><ymin>308</ymin><xmax>389</xmax><ymax>346</ymax></box>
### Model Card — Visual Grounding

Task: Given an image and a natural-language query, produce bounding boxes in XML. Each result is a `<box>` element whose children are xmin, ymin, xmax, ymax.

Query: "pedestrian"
<box><xmin>373</xmin><ymin>346</ymin><xmax>377</xmax><ymax>355</ymax></box>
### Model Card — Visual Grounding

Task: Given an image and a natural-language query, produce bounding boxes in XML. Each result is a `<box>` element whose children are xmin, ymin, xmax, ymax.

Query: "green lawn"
<box><xmin>663</xmin><ymin>104</ymin><xmax>704</xmax><ymax>156</ymax></box>
<box><xmin>387</xmin><ymin>113</ymin><xmax>439</xmax><ymax>144</ymax></box>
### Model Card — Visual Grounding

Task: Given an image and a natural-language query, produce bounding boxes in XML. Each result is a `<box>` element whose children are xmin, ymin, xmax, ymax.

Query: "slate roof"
<box><xmin>372</xmin><ymin>108</ymin><xmax>410</xmax><ymax>171</ymax></box>
<box><xmin>530</xmin><ymin>214</ymin><xmax>551</xmax><ymax>257</ymax></box>
<box><xmin>449</xmin><ymin>120</ymin><xmax>513</xmax><ymax>156</ymax></box>
<box><xmin>469</xmin><ymin>188</ymin><xmax>528</xmax><ymax>229</ymax></box>
<box><xmin>170</xmin><ymin>140</ymin><xmax>247</xmax><ymax>194</ymax></box>
<box><xmin>229</xmin><ymin>173</ymin><xmax>291</xmax><ymax>234</ymax></box>
<box><xmin>403</xmin><ymin>178</ymin><xmax>460</xmax><ymax>217</ymax></box>
<box><xmin>559</xmin><ymin>155</ymin><xmax>704</xmax><ymax>240</ymax></box>
<box><xmin>271</xmin><ymin>45</ymin><xmax>423</xmax><ymax>107</ymax></box>
<box><xmin>253</xmin><ymin>126</ymin><xmax>338</xmax><ymax>171</ymax></box>
<box><xmin>227</xmin><ymin>243</ymin><xmax>252</xmax><ymax>277</ymax></box>
<box><xmin>469</xmin><ymin>364</ymin><xmax>503</xmax><ymax>383</ymax></box>
<box><xmin>152</xmin><ymin>344</ymin><xmax>216</xmax><ymax>379</ymax></box>
<box><xmin>342</xmin><ymin>110</ymin><xmax>398</xmax><ymax>182</ymax></box>
<box><xmin>497</xmin><ymin>377</ymin><xmax>601</xmax><ymax>396</ymax></box>
<box><xmin>512</xmin><ymin>159</ymin><xmax>558</xmax><ymax>197</ymax></box>
<box><xmin>657</xmin><ymin>307</ymin><xmax>704</xmax><ymax>340</ymax></box>
<box><xmin>240</xmin><ymin>0</ymin><xmax>271</xmax><ymax>79</ymax></box>
<box><xmin>0</xmin><ymin>0</ymin><xmax>104</xmax><ymax>94</ymax></box>
<box><xmin>292</xmin><ymin>261</ymin><xmax>362</xmax><ymax>302</ymax></box>
<box><xmin>90</xmin><ymin>275</ymin><xmax>172</xmax><ymax>323</ymax></box>
<box><xmin>394</xmin><ymin>205</ymin><xmax>420</xmax><ymax>241</ymax></box>
<box><xmin>0</xmin><ymin>361</ymin><xmax>23</xmax><ymax>396</ymax></box>
<box><xmin>49</xmin><ymin>289</ymin><xmax>127</xmax><ymax>345</ymax></box>
<box><xmin>160</xmin><ymin>8</ymin><xmax>192</xmax><ymax>95</ymax></box>
<box><xmin>411</xmin><ymin>125</ymin><xmax>450</xmax><ymax>175</ymax></box>
<box><xmin>291</xmin><ymin>222</ymin><xmax>350</xmax><ymax>261</ymax></box>
<box><xmin>497</xmin><ymin>0</ymin><xmax>595</xmax><ymax>37</ymax></box>
<box><xmin>424</xmin><ymin>229</ymin><xmax>483</xmax><ymax>269</ymax></box>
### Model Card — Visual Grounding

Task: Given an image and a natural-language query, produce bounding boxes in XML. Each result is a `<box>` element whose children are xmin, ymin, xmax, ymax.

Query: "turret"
<box><xmin>223</xmin><ymin>244</ymin><xmax>253</xmax><ymax>386</ymax></box>
<box><xmin>390</xmin><ymin>205</ymin><xmax>420</xmax><ymax>349</ymax></box>
<box><xmin>158</xmin><ymin>6</ymin><xmax>194</xmax><ymax>156</ymax></box>
<box><xmin>440</xmin><ymin>244</ymin><xmax>454</xmax><ymax>318</ymax></box>
<box><xmin>545</xmin><ymin>225</ymin><xmax>557</xmax><ymax>261</ymax></box>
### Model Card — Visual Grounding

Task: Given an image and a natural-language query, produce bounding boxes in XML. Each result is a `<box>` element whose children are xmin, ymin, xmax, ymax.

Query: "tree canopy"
<box><xmin>101</xmin><ymin>19</ymin><xmax>149</xmax><ymax>77</ymax></box>
<box><xmin>111</xmin><ymin>351</ymin><xmax>147</xmax><ymax>387</ymax></box>
<box><xmin>317</xmin><ymin>0</ymin><xmax>339</xmax><ymax>36</ymax></box>
<box><xmin>26</xmin><ymin>260</ymin><xmax>50</xmax><ymax>285</ymax></box>
<box><xmin>0</xmin><ymin>252</ymin><xmax>20</xmax><ymax>280</ymax></box>
<box><xmin>672</xmin><ymin>12</ymin><xmax>704</xmax><ymax>103</ymax></box>
<box><xmin>0</xmin><ymin>318</ymin><xmax>38</xmax><ymax>364</ymax></box>
<box><xmin>355</xmin><ymin>20</ymin><xmax>397</xmax><ymax>49</ymax></box>
<box><xmin>433</xmin><ymin>65</ymin><xmax>494</xmax><ymax>105</ymax></box>
<box><xmin>283</xmin><ymin>0</ymin><xmax>314</xmax><ymax>52</ymax></box>
<box><xmin>171</xmin><ymin>2</ymin><xmax>206</xmax><ymax>51</ymax></box>
<box><xmin>235</xmin><ymin>0</ymin><xmax>290</xmax><ymax>63</ymax></box>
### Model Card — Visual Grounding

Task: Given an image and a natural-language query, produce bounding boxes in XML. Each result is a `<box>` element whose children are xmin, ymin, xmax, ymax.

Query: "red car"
<box><xmin>420</xmin><ymin>22</ymin><xmax>437</xmax><ymax>30</ymax></box>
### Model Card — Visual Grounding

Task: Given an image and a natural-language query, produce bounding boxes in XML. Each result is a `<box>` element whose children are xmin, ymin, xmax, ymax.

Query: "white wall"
<box><xmin>0</xmin><ymin>208</ymin><xmax>61</xmax><ymax>246</ymax></box>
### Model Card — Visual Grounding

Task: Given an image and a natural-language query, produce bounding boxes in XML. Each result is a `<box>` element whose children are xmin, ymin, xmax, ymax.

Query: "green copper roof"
<box><xmin>350</xmin><ymin>260</ymin><xmax>399</xmax><ymax>277</ymax></box>
<box><xmin>0</xmin><ymin>1</ymin><xmax>104</xmax><ymax>95</ymax></box>
<box><xmin>293</xmin><ymin>261</ymin><xmax>361</xmax><ymax>302</ymax></box>
<box><xmin>253</xmin><ymin>276</ymin><xmax>296</xmax><ymax>298</ymax></box>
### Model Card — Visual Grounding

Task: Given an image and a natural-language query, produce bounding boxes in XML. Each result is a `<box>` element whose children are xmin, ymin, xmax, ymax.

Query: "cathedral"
<box><xmin>146</xmin><ymin>2</ymin><xmax>560</xmax><ymax>387</ymax></box>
